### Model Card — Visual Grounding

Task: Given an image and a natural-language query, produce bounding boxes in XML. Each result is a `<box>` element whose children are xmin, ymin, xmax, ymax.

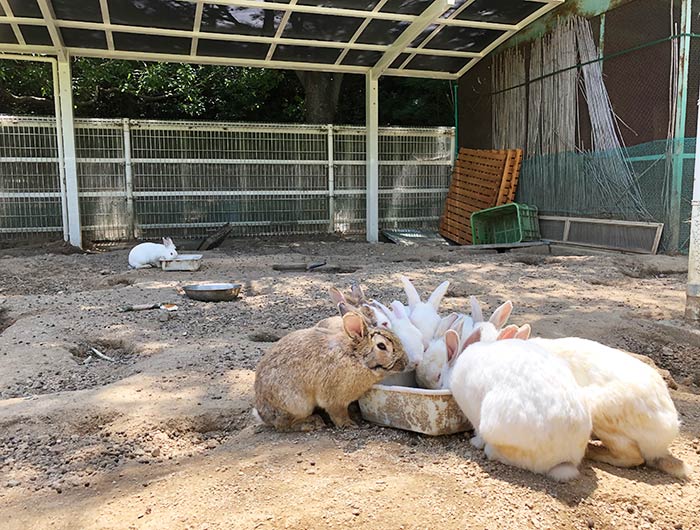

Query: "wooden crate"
<box><xmin>440</xmin><ymin>147</ymin><xmax>524</xmax><ymax>245</ymax></box>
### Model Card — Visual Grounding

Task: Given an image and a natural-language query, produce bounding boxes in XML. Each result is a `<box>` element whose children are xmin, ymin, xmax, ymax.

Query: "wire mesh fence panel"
<box><xmin>129</xmin><ymin>121</ymin><xmax>331</xmax><ymax>239</ymax></box>
<box><xmin>1</xmin><ymin>117</ymin><xmax>454</xmax><ymax>242</ymax></box>
<box><xmin>75</xmin><ymin>119</ymin><xmax>130</xmax><ymax>241</ymax></box>
<box><xmin>333</xmin><ymin>126</ymin><xmax>454</xmax><ymax>234</ymax></box>
<box><xmin>0</xmin><ymin>117</ymin><xmax>62</xmax><ymax>242</ymax></box>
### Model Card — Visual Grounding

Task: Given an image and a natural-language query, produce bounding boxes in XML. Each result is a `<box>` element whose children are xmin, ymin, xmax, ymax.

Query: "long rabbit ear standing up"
<box><xmin>400</xmin><ymin>276</ymin><xmax>421</xmax><ymax>308</ymax></box>
<box><xmin>350</xmin><ymin>282</ymin><xmax>366</xmax><ymax>304</ymax></box>
<box><xmin>427</xmin><ymin>281</ymin><xmax>450</xmax><ymax>311</ymax></box>
<box><xmin>329</xmin><ymin>287</ymin><xmax>346</xmax><ymax>306</ymax></box>
<box><xmin>515</xmin><ymin>324</ymin><xmax>532</xmax><ymax>340</ymax></box>
<box><xmin>435</xmin><ymin>313</ymin><xmax>460</xmax><ymax>337</ymax></box>
<box><xmin>445</xmin><ymin>329</ymin><xmax>461</xmax><ymax>363</ymax></box>
<box><xmin>470</xmin><ymin>296</ymin><xmax>484</xmax><ymax>323</ymax></box>
<box><xmin>489</xmin><ymin>301</ymin><xmax>513</xmax><ymax>329</ymax></box>
<box><xmin>497</xmin><ymin>324</ymin><xmax>518</xmax><ymax>340</ymax></box>
<box><xmin>390</xmin><ymin>300</ymin><xmax>409</xmax><ymax>319</ymax></box>
<box><xmin>460</xmin><ymin>327</ymin><xmax>482</xmax><ymax>355</ymax></box>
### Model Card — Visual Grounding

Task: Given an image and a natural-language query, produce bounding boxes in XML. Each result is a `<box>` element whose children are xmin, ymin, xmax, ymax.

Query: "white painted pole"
<box><xmin>123</xmin><ymin>118</ymin><xmax>136</xmax><ymax>239</ymax></box>
<box><xmin>366</xmin><ymin>72</ymin><xmax>379</xmax><ymax>243</ymax></box>
<box><xmin>685</xmin><ymin>91</ymin><xmax>700</xmax><ymax>320</ymax></box>
<box><xmin>56</xmin><ymin>56</ymin><xmax>82</xmax><ymax>248</ymax></box>
<box><xmin>327</xmin><ymin>123</ymin><xmax>335</xmax><ymax>234</ymax></box>
<box><xmin>50</xmin><ymin>59</ymin><xmax>69</xmax><ymax>242</ymax></box>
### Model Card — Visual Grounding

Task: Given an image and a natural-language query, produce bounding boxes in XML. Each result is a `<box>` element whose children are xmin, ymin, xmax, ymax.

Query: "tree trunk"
<box><xmin>296</xmin><ymin>71</ymin><xmax>344</xmax><ymax>124</ymax></box>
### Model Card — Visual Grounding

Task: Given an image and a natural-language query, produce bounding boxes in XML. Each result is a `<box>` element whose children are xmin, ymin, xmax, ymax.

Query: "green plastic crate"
<box><xmin>471</xmin><ymin>203</ymin><xmax>540</xmax><ymax>245</ymax></box>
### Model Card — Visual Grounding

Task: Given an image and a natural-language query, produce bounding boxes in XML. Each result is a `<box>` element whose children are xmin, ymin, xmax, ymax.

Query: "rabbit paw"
<box><xmin>470</xmin><ymin>435</ymin><xmax>485</xmax><ymax>449</ymax></box>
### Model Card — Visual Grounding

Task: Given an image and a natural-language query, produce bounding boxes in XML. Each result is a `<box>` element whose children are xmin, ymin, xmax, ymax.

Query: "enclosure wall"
<box><xmin>456</xmin><ymin>0</ymin><xmax>697</xmax><ymax>253</ymax></box>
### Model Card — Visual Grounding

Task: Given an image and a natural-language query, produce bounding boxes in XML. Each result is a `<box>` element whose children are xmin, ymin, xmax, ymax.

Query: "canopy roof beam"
<box><xmin>371</xmin><ymin>0</ymin><xmax>455</xmax><ymax>78</ymax></box>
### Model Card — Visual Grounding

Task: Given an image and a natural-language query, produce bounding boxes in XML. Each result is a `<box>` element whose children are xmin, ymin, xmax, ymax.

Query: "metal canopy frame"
<box><xmin>0</xmin><ymin>0</ymin><xmax>562</xmax><ymax>246</ymax></box>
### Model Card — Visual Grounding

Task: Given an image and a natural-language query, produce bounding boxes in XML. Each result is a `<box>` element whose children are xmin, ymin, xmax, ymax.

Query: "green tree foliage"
<box><xmin>0</xmin><ymin>58</ymin><xmax>454</xmax><ymax>126</ymax></box>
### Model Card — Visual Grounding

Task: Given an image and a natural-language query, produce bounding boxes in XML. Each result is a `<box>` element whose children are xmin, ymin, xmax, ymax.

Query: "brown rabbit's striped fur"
<box><xmin>254</xmin><ymin>312</ymin><xmax>408</xmax><ymax>431</ymax></box>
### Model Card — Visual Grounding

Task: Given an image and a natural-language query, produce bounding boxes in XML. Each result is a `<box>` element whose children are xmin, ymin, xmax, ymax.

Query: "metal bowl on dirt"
<box><xmin>182</xmin><ymin>283</ymin><xmax>241</xmax><ymax>302</ymax></box>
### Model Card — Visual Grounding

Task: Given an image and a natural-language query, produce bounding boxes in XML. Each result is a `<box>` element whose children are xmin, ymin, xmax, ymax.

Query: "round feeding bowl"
<box><xmin>182</xmin><ymin>283</ymin><xmax>241</xmax><ymax>302</ymax></box>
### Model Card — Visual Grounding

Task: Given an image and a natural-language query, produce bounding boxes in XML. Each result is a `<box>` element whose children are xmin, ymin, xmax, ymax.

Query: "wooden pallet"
<box><xmin>439</xmin><ymin>147</ymin><xmax>524</xmax><ymax>245</ymax></box>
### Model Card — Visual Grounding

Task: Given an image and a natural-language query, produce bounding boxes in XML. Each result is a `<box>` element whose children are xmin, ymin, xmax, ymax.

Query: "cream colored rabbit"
<box><xmin>530</xmin><ymin>337</ymin><xmax>691</xmax><ymax>479</ymax></box>
<box><xmin>254</xmin><ymin>311</ymin><xmax>408</xmax><ymax>431</ymax></box>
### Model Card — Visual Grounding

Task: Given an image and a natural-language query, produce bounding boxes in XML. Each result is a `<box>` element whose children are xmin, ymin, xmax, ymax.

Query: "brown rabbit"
<box><xmin>254</xmin><ymin>311</ymin><xmax>408</xmax><ymax>431</ymax></box>
<box><xmin>315</xmin><ymin>283</ymin><xmax>382</xmax><ymax>330</ymax></box>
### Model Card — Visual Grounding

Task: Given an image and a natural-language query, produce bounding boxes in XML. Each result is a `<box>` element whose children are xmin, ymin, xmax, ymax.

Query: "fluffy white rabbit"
<box><xmin>417</xmin><ymin>299</ymin><xmax>515</xmax><ymax>390</ymax></box>
<box><xmin>400</xmin><ymin>276</ymin><xmax>450</xmax><ymax>348</ymax></box>
<box><xmin>530</xmin><ymin>337</ymin><xmax>690</xmax><ymax>479</ymax></box>
<box><xmin>128</xmin><ymin>237</ymin><xmax>177</xmax><ymax>269</ymax></box>
<box><xmin>441</xmin><ymin>328</ymin><xmax>592</xmax><ymax>482</ymax></box>
<box><xmin>371</xmin><ymin>300</ymin><xmax>425</xmax><ymax>386</ymax></box>
<box><xmin>416</xmin><ymin>313</ymin><xmax>463</xmax><ymax>389</ymax></box>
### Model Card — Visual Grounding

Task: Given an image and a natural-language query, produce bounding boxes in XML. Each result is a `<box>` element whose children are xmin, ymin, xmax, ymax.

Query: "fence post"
<box><xmin>327</xmin><ymin>124</ymin><xmax>335</xmax><ymax>233</ymax></box>
<box><xmin>56</xmin><ymin>55</ymin><xmax>82</xmax><ymax>248</ymax></box>
<box><xmin>122</xmin><ymin>118</ymin><xmax>136</xmax><ymax>239</ymax></box>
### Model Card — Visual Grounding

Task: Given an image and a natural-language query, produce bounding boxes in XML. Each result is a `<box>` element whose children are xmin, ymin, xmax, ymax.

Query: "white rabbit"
<box><xmin>128</xmin><ymin>237</ymin><xmax>177</xmax><ymax>269</ymax></box>
<box><xmin>371</xmin><ymin>300</ymin><xmax>425</xmax><ymax>386</ymax></box>
<box><xmin>417</xmin><ymin>299</ymin><xmax>515</xmax><ymax>390</ymax></box>
<box><xmin>400</xmin><ymin>276</ymin><xmax>450</xmax><ymax>348</ymax></box>
<box><xmin>416</xmin><ymin>313</ymin><xmax>463</xmax><ymax>389</ymax></box>
<box><xmin>442</xmin><ymin>328</ymin><xmax>592</xmax><ymax>482</ymax></box>
<box><xmin>530</xmin><ymin>337</ymin><xmax>691</xmax><ymax>479</ymax></box>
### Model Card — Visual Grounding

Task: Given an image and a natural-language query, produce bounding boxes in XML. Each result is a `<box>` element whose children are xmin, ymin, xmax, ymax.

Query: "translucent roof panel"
<box><xmin>61</xmin><ymin>28</ymin><xmax>108</xmax><ymax>50</ymax></box>
<box><xmin>381</xmin><ymin>0</ymin><xmax>435</xmax><ymax>16</ymax></box>
<box><xmin>20</xmin><ymin>25</ymin><xmax>53</xmax><ymax>46</ymax></box>
<box><xmin>199</xmin><ymin>40</ymin><xmax>270</xmax><ymax>60</ymax></box>
<box><xmin>200</xmin><ymin>6</ymin><xmax>282</xmax><ymax>37</ymax></box>
<box><xmin>0</xmin><ymin>0</ymin><xmax>563</xmax><ymax>79</ymax></box>
<box><xmin>424</xmin><ymin>27</ymin><xmax>503</xmax><ymax>52</ymax></box>
<box><xmin>0</xmin><ymin>24</ymin><xmax>17</xmax><ymax>44</ymax></box>
<box><xmin>53</xmin><ymin>0</ymin><xmax>103</xmax><ymax>23</ymax></box>
<box><xmin>281</xmin><ymin>14</ymin><xmax>364</xmax><ymax>42</ymax></box>
<box><xmin>108</xmin><ymin>0</ymin><xmax>197</xmax><ymax>31</ymax></box>
<box><xmin>356</xmin><ymin>20</ymin><xmax>409</xmax><ymax>46</ymax></box>
<box><xmin>8</xmin><ymin>0</ymin><xmax>42</xmax><ymax>18</ymax></box>
<box><xmin>457</xmin><ymin>0</ymin><xmax>542</xmax><ymax>25</ymax></box>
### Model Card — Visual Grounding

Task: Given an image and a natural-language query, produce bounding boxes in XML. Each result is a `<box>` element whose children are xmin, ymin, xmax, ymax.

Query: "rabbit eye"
<box><xmin>377</xmin><ymin>342</ymin><xmax>387</xmax><ymax>350</ymax></box>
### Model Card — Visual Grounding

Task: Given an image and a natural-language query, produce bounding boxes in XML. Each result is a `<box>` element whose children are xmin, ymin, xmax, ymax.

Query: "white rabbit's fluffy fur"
<box><xmin>128</xmin><ymin>237</ymin><xmax>177</xmax><ymax>269</ymax></box>
<box><xmin>444</xmin><ymin>334</ymin><xmax>592</xmax><ymax>482</ymax></box>
<box><xmin>530</xmin><ymin>337</ymin><xmax>690</xmax><ymax>478</ymax></box>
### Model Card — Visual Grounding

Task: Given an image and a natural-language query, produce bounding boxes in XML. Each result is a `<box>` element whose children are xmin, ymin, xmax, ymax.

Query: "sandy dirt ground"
<box><xmin>0</xmin><ymin>238</ymin><xmax>699</xmax><ymax>530</ymax></box>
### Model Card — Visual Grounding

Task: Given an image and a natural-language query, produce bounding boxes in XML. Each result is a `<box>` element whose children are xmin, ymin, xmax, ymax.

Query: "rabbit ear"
<box><xmin>329</xmin><ymin>287</ymin><xmax>346</xmax><ymax>306</ymax></box>
<box><xmin>390</xmin><ymin>300</ymin><xmax>407</xmax><ymax>319</ymax></box>
<box><xmin>515</xmin><ymin>324</ymin><xmax>531</xmax><ymax>340</ymax></box>
<box><xmin>337</xmin><ymin>302</ymin><xmax>350</xmax><ymax>316</ymax></box>
<box><xmin>342</xmin><ymin>312</ymin><xmax>367</xmax><ymax>339</ymax></box>
<box><xmin>445</xmin><ymin>329</ymin><xmax>460</xmax><ymax>364</ymax></box>
<box><xmin>470</xmin><ymin>296</ymin><xmax>484</xmax><ymax>323</ymax></box>
<box><xmin>435</xmin><ymin>313</ymin><xmax>459</xmax><ymax>337</ymax></box>
<box><xmin>351</xmin><ymin>282</ymin><xmax>366</xmax><ymax>303</ymax></box>
<box><xmin>497</xmin><ymin>324</ymin><xmax>518</xmax><ymax>340</ymax></box>
<box><xmin>427</xmin><ymin>281</ymin><xmax>450</xmax><ymax>310</ymax></box>
<box><xmin>370</xmin><ymin>300</ymin><xmax>397</xmax><ymax>325</ymax></box>
<box><xmin>400</xmin><ymin>276</ymin><xmax>421</xmax><ymax>308</ymax></box>
<box><xmin>163</xmin><ymin>237</ymin><xmax>174</xmax><ymax>247</ymax></box>
<box><xmin>462</xmin><ymin>327</ymin><xmax>482</xmax><ymax>351</ymax></box>
<box><xmin>489</xmin><ymin>301</ymin><xmax>513</xmax><ymax>329</ymax></box>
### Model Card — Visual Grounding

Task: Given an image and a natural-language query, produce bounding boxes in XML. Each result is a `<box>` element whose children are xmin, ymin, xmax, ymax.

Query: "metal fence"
<box><xmin>0</xmin><ymin>117</ymin><xmax>454</xmax><ymax>242</ymax></box>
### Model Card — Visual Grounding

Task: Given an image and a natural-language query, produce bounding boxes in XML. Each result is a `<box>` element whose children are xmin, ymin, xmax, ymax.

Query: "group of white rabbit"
<box><xmin>338</xmin><ymin>276</ymin><xmax>690</xmax><ymax>483</ymax></box>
